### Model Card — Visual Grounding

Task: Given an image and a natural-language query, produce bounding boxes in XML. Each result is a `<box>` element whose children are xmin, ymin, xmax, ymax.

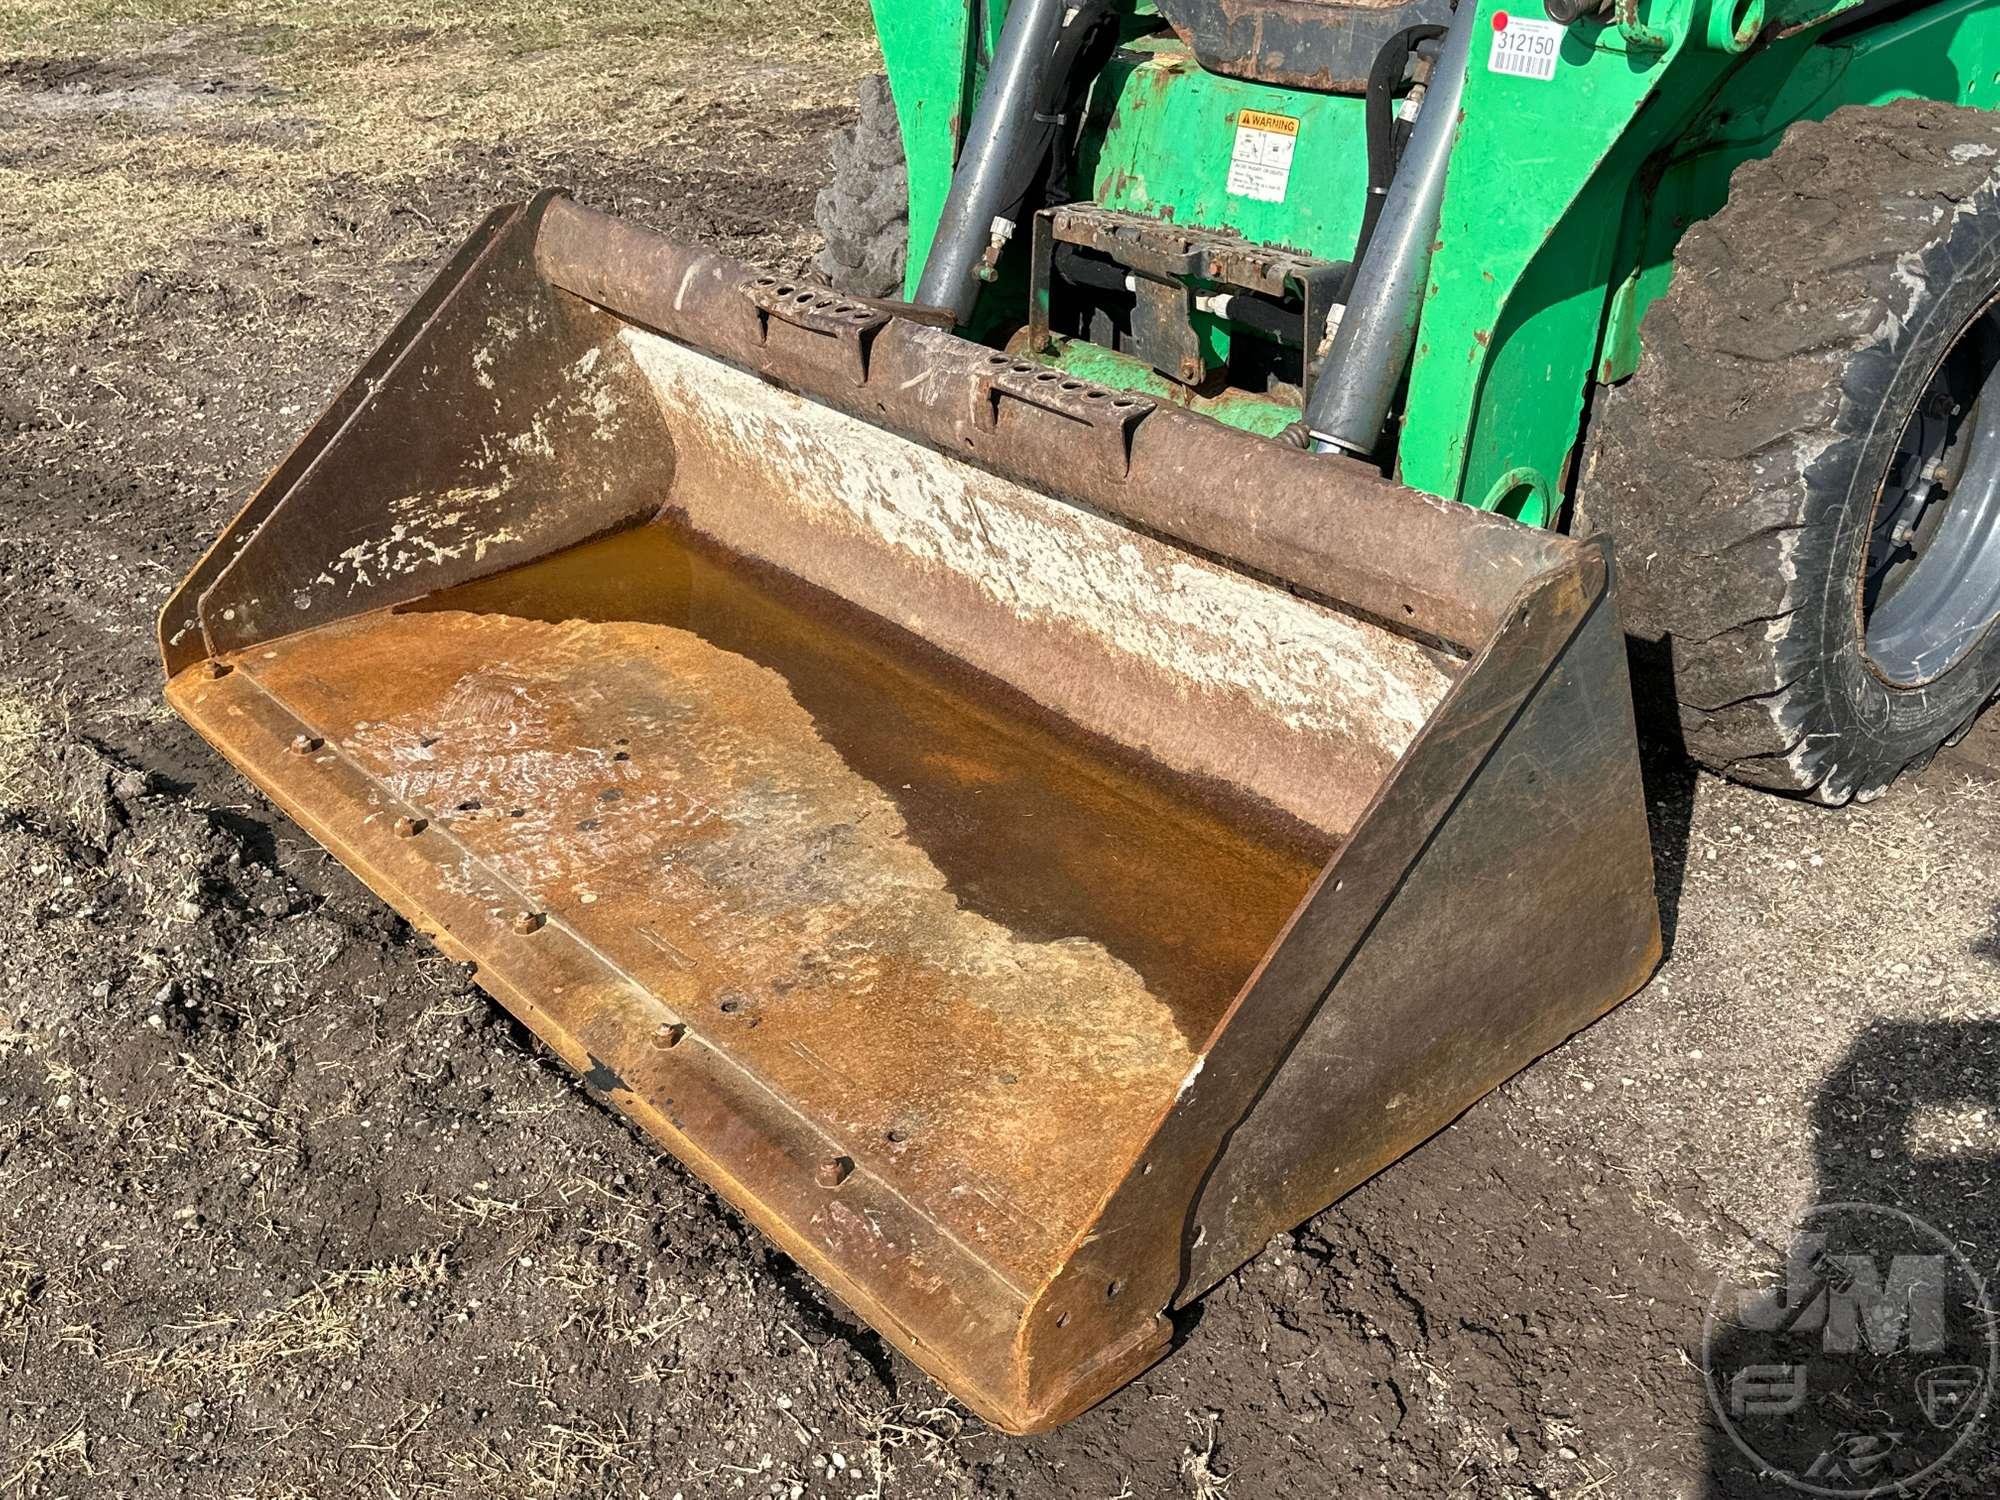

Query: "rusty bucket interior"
<box><xmin>161</xmin><ymin>193</ymin><xmax>1662</xmax><ymax>1432</ymax></box>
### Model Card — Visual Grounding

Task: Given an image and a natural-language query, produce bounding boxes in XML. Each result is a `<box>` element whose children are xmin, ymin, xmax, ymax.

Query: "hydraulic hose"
<box><xmin>1344</xmin><ymin>23</ymin><xmax>1448</xmax><ymax>303</ymax></box>
<box><xmin>915</xmin><ymin>0</ymin><xmax>1072</xmax><ymax>325</ymax></box>
<box><xmin>1034</xmin><ymin>0</ymin><xmax>1122</xmax><ymax>214</ymax></box>
<box><xmin>1305</xmin><ymin>0</ymin><xmax>1477</xmax><ymax>457</ymax></box>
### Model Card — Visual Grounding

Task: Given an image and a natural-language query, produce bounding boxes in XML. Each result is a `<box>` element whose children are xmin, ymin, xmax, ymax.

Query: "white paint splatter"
<box><xmin>616</xmin><ymin>329</ymin><xmax>1452</xmax><ymax>761</ymax></box>
<box><xmin>310</xmin><ymin>483</ymin><xmax>521</xmax><ymax>595</ymax></box>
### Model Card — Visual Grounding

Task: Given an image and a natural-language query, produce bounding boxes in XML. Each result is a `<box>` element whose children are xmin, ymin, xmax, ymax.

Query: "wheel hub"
<box><xmin>1863</xmin><ymin>310</ymin><xmax>2000</xmax><ymax>687</ymax></box>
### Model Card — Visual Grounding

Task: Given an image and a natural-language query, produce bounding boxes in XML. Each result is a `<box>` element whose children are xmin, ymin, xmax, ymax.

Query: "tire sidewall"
<box><xmin>814</xmin><ymin>74</ymin><xmax>909</xmax><ymax>300</ymax></box>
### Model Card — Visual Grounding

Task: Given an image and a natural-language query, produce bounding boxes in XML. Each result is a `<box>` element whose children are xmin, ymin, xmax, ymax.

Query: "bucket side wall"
<box><xmin>997</xmin><ymin>545</ymin><xmax>1659</xmax><ymax>1424</ymax></box>
<box><xmin>180</xmin><ymin>197</ymin><xmax>675</xmax><ymax>665</ymax></box>
<box><xmin>1180</xmin><ymin>582</ymin><xmax>1663</xmax><ymax>1294</ymax></box>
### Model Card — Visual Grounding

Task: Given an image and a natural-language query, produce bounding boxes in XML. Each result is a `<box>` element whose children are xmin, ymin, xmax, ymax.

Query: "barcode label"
<box><xmin>1488</xmin><ymin>15</ymin><xmax>1563</xmax><ymax>81</ymax></box>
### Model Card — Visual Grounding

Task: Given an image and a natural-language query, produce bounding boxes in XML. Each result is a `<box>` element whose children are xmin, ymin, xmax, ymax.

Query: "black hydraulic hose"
<box><xmin>1305</xmin><ymin>0</ymin><xmax>1476</xmax><ymax>455</ymax></box>
<box><xmin>1016</xmin><ymin>0</ymin><xmax>1121</xmax><ymax>219</ymax></box>
<box><xmin>1052</xmin><ymin>243</ymin><xmax>1137</xmax><ymax>297</ymax></box>
<box><xmin>1201</xmin><ymin>289</ymin><xmax>1315</xmax><ymax>348</ymax></box>
<box><xmin>1344</xmin><ymin>23</ymin><xmax>1447</xmax><ymax>303</ymax></box>
<box><xmin>915</xmin><ymin>0</ymin><xmax>1119</xmax><ymax>325</ymax></box>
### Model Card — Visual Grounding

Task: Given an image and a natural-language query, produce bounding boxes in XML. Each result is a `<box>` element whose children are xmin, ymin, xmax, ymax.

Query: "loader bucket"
<box><xmin>161</xmin><ymin>193</ymin><xmax>1660</xmax><ymax>1433</ymax></box>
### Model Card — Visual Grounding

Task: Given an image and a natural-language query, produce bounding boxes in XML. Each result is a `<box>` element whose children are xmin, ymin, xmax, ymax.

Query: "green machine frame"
<box><xmin>875</xmin><ymin>0</ymin><xmax>2000</xmax><ymax>523</ymax></box>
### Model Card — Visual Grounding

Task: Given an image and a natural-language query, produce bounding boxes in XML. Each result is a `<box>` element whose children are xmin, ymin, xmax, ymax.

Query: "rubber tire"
<box><xmin>813</xmin><ymin>73</ymin><xmax>910</xmax><ymax>298</ymax></box>
<box><xmin>1578</xmin><ymin>99</ymin><xmax>2000</xmax><ymax>804</ymax></box>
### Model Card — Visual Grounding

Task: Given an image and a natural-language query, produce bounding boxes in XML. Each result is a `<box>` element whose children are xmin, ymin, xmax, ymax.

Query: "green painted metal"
<box><xmin>878</xmin><ymin>9</ymin><xmax>1366</xmax><ymax>433</ymax></box>
<box><xmin>1599</xmin><ymin>0</ymin><xmax>2000</xmax><ymax>385</ymax></box>
<box><xmin>1041</xmin><ymin>336</ymin><xmax>1308</xmax><ymax>436</ymax></box>
<box><xmin>1397</xmin><ymin>0</ymin><xmax>1738</xmax><ymax>508</ymax></box>
<box><xmin>873</xmin><ymin>0</ymin><xmax>986</xmax><ymax>299</ymax></box>
<box><xmin>1064</xmin><ymin>35</ymin><xmax>1373</xmax><ymax>432</ymax></box>
<box><xmin>1478</xmin><ymin>465</ymin><xmax>1558</xmax><ymax>528</ymax></box>
<box><xmin>1400</xmin><ymin>0</ymin><xmax>2000</xmax><ymax>512</ymax></box>
<box><xmin>1081</xmin><ymin>37</ymin><xmax>1371</xmax><ymax>260</ymax></box>
<box><xmin>872</xmin><ymin>0</ymin><xmax>2000</xmax><ymax>506</ymax></box>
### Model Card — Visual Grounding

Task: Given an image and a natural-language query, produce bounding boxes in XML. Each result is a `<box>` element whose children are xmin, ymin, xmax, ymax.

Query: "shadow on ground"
<box><xmin>1704</xmin><ymin>1018</ymin><xmax>2000</xmax><ymax>1497</ymax></box>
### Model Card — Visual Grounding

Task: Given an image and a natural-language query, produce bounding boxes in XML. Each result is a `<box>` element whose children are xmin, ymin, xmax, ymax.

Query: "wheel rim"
<box><xmin>1863</xmin><ymin>309</ymin><xmax>2000</xmax><ymax>686</ymax></box>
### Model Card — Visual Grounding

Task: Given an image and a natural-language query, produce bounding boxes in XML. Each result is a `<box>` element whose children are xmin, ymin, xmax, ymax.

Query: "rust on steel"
<box><xmin>161</xmin><ymin>192</ymin><xmax>1661</xmax><ymax>1432</ymax></box>
<box><xmin>1150</xmin><ymin>0</ymin><xmax>1453</xmax><ymax>93</ymax></box>
<box><xmin>1040</xmin><ymin>200</ymin><xmax>1338</xmax><ymax>298</ymax></box>
<box><xmin>530</xmin><ymin>196</ymin><xmax>1571</xmax><ymax>653</ymax></box>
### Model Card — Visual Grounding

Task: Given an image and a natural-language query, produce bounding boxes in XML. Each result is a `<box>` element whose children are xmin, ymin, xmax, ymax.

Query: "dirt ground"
<box><xmin>1</xmin><ymin>7</ymin><xmax>1997</xmax><ymax>1497</ymax></box>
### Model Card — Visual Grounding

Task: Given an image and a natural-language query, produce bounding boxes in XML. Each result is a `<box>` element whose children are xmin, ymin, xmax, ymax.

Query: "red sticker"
<box><xmin>1493</xmin><ymin>9</ymin><xmax>1510</xmax><ymax>27</ymax></box>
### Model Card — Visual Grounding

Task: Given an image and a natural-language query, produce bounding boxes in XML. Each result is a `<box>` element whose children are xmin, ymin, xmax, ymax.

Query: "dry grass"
<box><xmin>850</xmin><ymin>1405</ymin><xmax>971</xmax><ymax>1500</ymax></box>
<box><xmin>0</xmin><ymin>0</ymin><xmax>877</xmax><ymax>332</ymax></box>
<box><xmin>174</xmin><ymin>1049</ymin><xmax>285</xmax><ymax>1143</ymax></box>
<box><xmin>437</xmin><ymin>1416</ymin><xmax>632</xmax><ymax>1498</ymax></box>
<box><xmin>112</xmin><ymin>1248</ymin><xmax>453</xmax><ymax>1389</ymax></box>
<box><xmin>1</xmin><ymin>1420</ymin><xmax>95</xmax><ymax>1495</ymax></box>
<box><xmin>0</xmin><ymin>689</ymin><xmax>53</xmax><ymax>809</ymax></box>
<box><xmin>1179</xmin><ymin>1411</ymin><xmax>1232</xmax><ymax>1499</ymax></box>
<box><xmin>1</xmin><ymin>0</ymin><xmax>870</xmax><ymax>49</ymax></box>
<box><xmin>221</xmin><ymin>1258</ymin><xmax>438</xmax><ymax>1366</ymax></box>
<box><xmin>0</xmin><ymin>1238</ymin><xmax>44</xmax><ymax>1337</ymax></box>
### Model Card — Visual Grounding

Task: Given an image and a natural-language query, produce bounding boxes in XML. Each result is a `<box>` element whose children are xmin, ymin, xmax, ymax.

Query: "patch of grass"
<box><xmin>174</xmin><ymin>1049</ymin><xmax>284</xmax><ymax>1143</ymax></box>
<box><xmin>541</xmin><ymin>1246</ymin><xmax>696</xmax><ymax>1352</ymax></box>
<box><xmin>1</xmin><ymin>1420</ymin><xmax>95</xmax><ymax>1496</ymax></box>
<box><xmin>0</xmin><ymin>0</ymin><xmax>874</xmax><ymax>52</ymax></box>
<box><xmin>0</xmin><ymin>1238</ymin><xmax>45</xmax><ymax>1335</ymax></box>
<box><xmin>1180</xmin><ymin>1411</ymin><xmax>1231</xmax><ymax>1500</ymax></box>
<box><xmin>0</xmin><ymin>0</ymin><xmax>878</xmax><ymax>332</ymax></box>
<box><xmin>439</xmin><ymin>1416</ymin><xmax>631</xmax><ymax>1499</ymax></box>
<box><xmin>0</xmin><ymin>127</ymin><xmax>303</xmax><ymax>338</ymax></box>
<box><xmin>0</xmin><ymin>689</ymin><xmax>55</xmax><ymax>810</ymax></box>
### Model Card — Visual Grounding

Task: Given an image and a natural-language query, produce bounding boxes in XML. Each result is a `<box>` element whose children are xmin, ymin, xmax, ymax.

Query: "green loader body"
<box><xmin>877</xmin><ymin>0</ymin><xmax>2000</xmax><ymax>518</ymax></box>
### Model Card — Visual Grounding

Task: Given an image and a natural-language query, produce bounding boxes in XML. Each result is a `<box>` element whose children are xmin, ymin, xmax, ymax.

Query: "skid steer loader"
<box><xmin>163</xmin><ymin>0</ymin><xmax>2000</xmax><ymax>1433</ymax></box>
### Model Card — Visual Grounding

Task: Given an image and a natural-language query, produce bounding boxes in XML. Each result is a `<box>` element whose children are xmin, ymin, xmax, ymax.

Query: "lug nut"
<box><xmin>202</xmin><ymin>660</ymin><xmax>232</xmax><ymax>680</ymax></box>
<box><xmin>289</xmin><ymin>734</ymin><xmax>322</xmax><ymax>755</ymax></box>
<box><xmin>392</xmin><ymin>815</ymin><xmax>424</xmax><ymax>838</ymax></box>
<box><xmin>510</xmin><ymin>910</ymin><xmax>545</xmax><ymax>935</ymax></box>
<box><xmin>816</xmin><ymin>1155</ymin><xmax>854</xmax><ymax>1188</ymax></box>
<box><xmin>652</xmin><ymin>1022</ymin><xmax>686</xmax><ymax>1050</ymax></box>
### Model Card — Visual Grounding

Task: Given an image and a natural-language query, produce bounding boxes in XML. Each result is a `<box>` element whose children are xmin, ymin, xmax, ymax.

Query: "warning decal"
<box><xmin>1226</xmin><ymin>109</ymin><xmax>1299</xmax><ymax>204</ymax></box>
